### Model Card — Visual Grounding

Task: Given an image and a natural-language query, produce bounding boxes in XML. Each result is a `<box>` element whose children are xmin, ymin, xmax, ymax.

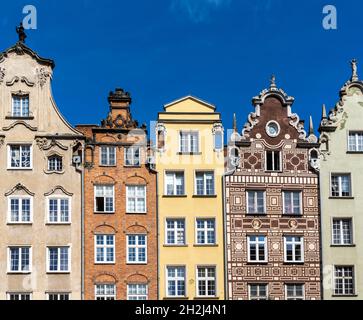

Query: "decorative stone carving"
<box><xmin>36</xmin><ymin>137</ymin><xmax>68</xmax><ymax>151</ymax></box>
<box><xmin>0</xmin><ymin>67</ymin><xmax>5</xmax><ymax>83</ymax></box>
<box><xmin>37</xmin><ymin>67</ymin><xmax>51</xmax><ymax>87</ymax></box>
<box><xmin>0</xmin><ymin>136</ymin><xmax>5</xmax><ymax>148</ymax></box>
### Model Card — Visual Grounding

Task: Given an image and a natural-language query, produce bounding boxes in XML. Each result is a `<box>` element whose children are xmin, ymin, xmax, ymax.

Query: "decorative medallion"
<box><xmin>288</xmin><ymin>219</ymin><xmax>298</xmax><ymax>230</ymax></box>
<box><xmin>252</xmin><ymin>219</ymin><xmax>262</xmax><ymax>230</ymax></box>
<box><xmin>235</xmin><ymin>243</ymin><xmax>243</xmax><ymax>251</ymax></box>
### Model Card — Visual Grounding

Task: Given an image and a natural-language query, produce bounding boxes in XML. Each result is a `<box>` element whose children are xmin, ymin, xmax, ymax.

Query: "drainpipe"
<box><xmin>222</xmin><ymin>174</ymin><xmax>228</xmax><ymax>300</ymax></box>
<box><xmin>81</xmin><ymin>145</ymin><xmax>85</xmax><ymax>300</ymax></box>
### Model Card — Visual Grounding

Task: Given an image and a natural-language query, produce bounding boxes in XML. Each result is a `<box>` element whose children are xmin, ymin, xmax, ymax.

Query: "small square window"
<box><xmin>12</xmin><ymin>95</ymin><xmax>29</xmax><ymax>117</ymax></box>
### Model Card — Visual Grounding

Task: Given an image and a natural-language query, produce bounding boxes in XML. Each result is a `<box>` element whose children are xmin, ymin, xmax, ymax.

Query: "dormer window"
<box><xmin>12</xmin><ymin>95</ymin><xmax>29</xmax><ymax>118</ymax></box>
<box><xmin>48</xmin><ymin>155</ymin><xmax>63</xmax><ymax>172</ymax></box>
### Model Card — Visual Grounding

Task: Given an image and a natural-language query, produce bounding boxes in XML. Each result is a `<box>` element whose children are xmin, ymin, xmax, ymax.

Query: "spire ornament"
<box><xmin>270</xmin><ymin>74</ymin><xmax>277</xmax><ymax>89</ymax></box>
<box><xmin>233</xmin><ymin>113</ymin><xmax>237</xmax><ymax>132</ymax></box>
<box><xmin>351</xmin><ymin>59</ymin><xmax>358</xmax><ymax>81</ymax></box>
<box><xmin>16</xmin><ymin>22</ymin><xmax>27</xmax><ymax>43</ymax></box>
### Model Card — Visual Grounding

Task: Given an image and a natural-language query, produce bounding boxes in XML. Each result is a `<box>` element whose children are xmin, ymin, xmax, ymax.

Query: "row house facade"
<box><xmin>155</xmin><ymin>96</ymin><xmax>225</xmax><ymax>300</ymax></box>
<box><xmin>224</xmin><ymin>78</ymin><xmax>321</xmax><ymax>300</ymax></box>
<box><xmin>76</xmin><ymin>88</ymin><xmax>157</xmax><ymax>300</ymax></box>
<box><xmin>319</xmin><ymin>60</ymin><xmax>363</xmax><ymax>299</ymax></box>
<box><xmin>0</xmin><ymin>32</ymin><xmax>84</xmax><ymax>299</ymax></box>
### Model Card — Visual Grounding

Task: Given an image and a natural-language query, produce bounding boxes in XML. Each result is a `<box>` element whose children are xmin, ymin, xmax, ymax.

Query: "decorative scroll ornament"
<box><xmin>37</xmin><ymin>67</ymin><xmax>51</xmax><ymax>87</ymax></box>
<box><xmin>36</xmin><ymin>137</ymin><xmax>68</xmax><ymax>151</ymax></box>
<box><xmin>0</xmin><ymin>67</ymin><xmax>5</xmax><ymax>83</ymax></box>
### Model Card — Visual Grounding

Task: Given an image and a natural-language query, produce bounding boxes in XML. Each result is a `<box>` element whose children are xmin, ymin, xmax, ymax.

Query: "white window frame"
<box><xmin>94</xmin><ymin>185</ymin><xmax>115</xmax><ymax>213</ymax></box>
<box><xmin>126</xmin><ymin>185</ymin><xmax>147</xmax><ymax>213</ymax></box>
<box><xmin>246</xmin><ymin>190</ymin><xmax>266</xmax><ymax>215</ymax></box>
<box><xmin>196</xmin><ymin>266</ymin><xmax>217</xmax><ymax>298</ymax></box>
<box><xmin>48</xmin><ymin>155</ymin><xmax>63</xmax><ymax>172</ymax></box>
<box><xmin>195</xmin><ymin>171</ymin><xmax>215</xmax><ymax>196</ymax></box>
<box><xmin>94</xmin><ymin>234</ymin><xmax>115</xmax><ymax>264</ymax></box>
<box><xmin>126</xmin><ymin>234</ymin><xmax>147</xmax><ymax>264</ymax></box>
<box><xmin>247</xmin><ymin>235</ymin><xmax>268</xmax><ymax>263</ymax></box>
<box><xmin>100</xmin><ymin>146</ymin><xmax>116</xmax><ymax>166</ymax></box>
<box><xmin>265</xmin><ymin>150</ymin><xmax>281</xmax><ymax>172</ymax></box>
<box><xmin>127</xmin><ymin>284</ymin><xmax>148</xmax><ymax>300</ymax></box>
<box><xmin>284</xmin><ymin>236</ymin><xmax>304</xmax><ymax>263</ymax></box>
<box><xmin>166</xmin><ymin>266</ymin><xmax>186</xmax><ymax>298</ymax></box>
<box><xmin>282</xmin><ymin>191</ymin><xmax>302</xmax><ymax>215</ymax></box>
<box><xmin>334</xmin><ymin>266</ymin><xmax>355</xmax><ymax>296</ymax></box>
<box><xmin>7</xmin><ymin>144</ymin><xmax>33</xmax><ymax>170</ymax></box>
<box><xmin>213</xmin><ymin>129</ymin><xmax>224</xmax><ymax>152</ymax></box>
<box><xmin>164</xmin><ymin>171</ymin><xmax>185</xmax><ymax>196</ymax></box>
<box><xmin>195</xmin><ymin>218</ymin><xmax>216</xmax><ymax>245</ymax></box>
<box><xmin>332</xmin><ymin>218</ymin><xmax>353</xmax><ymax>246</ymax></box>
<box><xmin>7</xmin><ymin>196</ymin><xmax>33</xmax><ymax>224</ymax></box>
<box><xmin>124</xmin><ymin>146</ymin><xmax>141</xmax><ymax>167</ymax></box>
<box><xmin>248</xmin><ymin>284</ymin><xmax>268</xmax><ymax>300</ymax></box>
<box><xmin>330</xmin><ymin>173</ymin><xmax>352</xmax><ymax>198</ymax></box>
<box><xmin>46</xmin><ymin>246</ymin><xmax>71</xmax><ymax>273</ymax></box>
<box><xmin>348</xmin><ymin>131</ymin><xmax>363</xmax><ymax>152</ymax></box>
<box><xmin>7</xmin><ymin>293</ymin><xmax>32</xmax><ymax>300</ymax></box>
<box><xmin>285</xmin><ymin>284</ymin><xmax>305</xmax><ymax>300</ymax></box>
<box><xmin>7</xmin><ymin>246</ymin><xmax>32</xmax><ymax>274</ymax></box>
<box><xmin>46</xmin><ymin>293</ymin><xmax>71</xmax><ymax>300</ymax></box>
<box><xmin>179</xmin><ymin>131</ymin><xmax>199</xmax><ymax>153</ymax></box>
<box><xmin>12</xmin><ymin>94</ymin><xmax>30</xmax><ymax>117</ymax></box>
<box><xmin>95</xmin><ymin>284</ymin><xmax>116</xmax><ymax>300</ymax></box>
<box><xmin>165</xmin><ymin>218</ymin><xmax>186</xmax><ymax>245</ymax></box>
<box><xmin>46</xmin><ymin>196</ymin><xmax>71</xmax><ymax>224</ymax></box>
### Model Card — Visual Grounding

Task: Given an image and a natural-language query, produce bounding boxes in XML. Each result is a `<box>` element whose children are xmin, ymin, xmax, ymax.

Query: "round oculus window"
<box><xmin>266</xmin><ymin>121</ymin><xmax>280</xmax><ymax>137</ymax></box>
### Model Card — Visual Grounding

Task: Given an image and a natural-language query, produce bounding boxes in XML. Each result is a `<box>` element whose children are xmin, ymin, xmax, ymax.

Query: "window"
<box><xmin>94</xmin><ymin>185</ymin><xmax>114</xmax><ymax>213</ymax></box>
<box><xmin>48</xmin><ymin>155</ymin><xmax>63</xmax><ymax>172</ymax></box>
<box><xmin>249</xmin><ymin>284</ymin><xmax>268</xmax><ymax>300</ymax></box>
<box><xmin>196</xmin><ymin>219</ymin><xmax>216</xmax><ymax>245</ymax></box>
<box><xmin>47</xmin><ymin>247</ymin><xmax>70</xmax><ymax>273</ymax></box>
<box><xmin>7</xmin><ymin>293</ymin><xmax>31</xmax><ymax>300</ymax></box>
<box><xmin>100</xmin><ymin>146</ymin><xmax>116</xmax><ymax>166</ymax></box>
<box><xmin>332</xmin><ymin>219</ymin><xmax>353</xmax><ymax>245</ymax></box>
<box><xmin>166</xmin><ymin>219</ymin><xmax>185</xmax><ymax>245</ymax></box>
<box><xmin>8</xmin><ymin>197</ymin><xmax>32</xmax><ymax>223</ymax></box>
<box><xmin>165</xmin><ymin>172</ymin><xmax>185</xmax><ymax>196</ymax></box>
<box><xmin>8</xmin><ymin>145</ymin><xmax>32</xmax><ymax>169</ymax></box>
<box><xmin>157</xmin><ymin>128</ymin><xmax>166</xmax><ymax>150</ymax></box>
<box><xmin>286</xmin><ymin>284</ymin><xmax>305</xmax><ymax>300</ymax></box>
<box><xmin>195</xmin><ymin>172</ymin><xmax>215</xmax><ymax>196</ymax></box>
<box><xmin>196</xmin><ymin>267</ymin><xmax>216</xmax><ymax>297</ymax></box>
<box><xmin>12</xmin><ymin>95</ymin><xmax>29</xmax><ymax>117</ymax></box>
<box><xmin>334</xmin><ymin>266</ymin><xmax>355</xmax><ymax>296</ymax></box>
<box><xmin>95</xmin><ymin>235</ymin><xmax>115</xmax><ymax>264</ymax></box>
<box><xmin>127</xmin><ymin>284</ymin><xmax>148</xmax><ymax>300</ymax></box>
<box><xmin>47</xmin><ymin>293</ymin><xmax>70</xmax><ymax>300</ymax></box>
<box><xmin>125</xmin><ymin>147</ymin><xmax>141</xmax><ymax>166</ymax></box>
<box><xmin>126</xmin><ymin>186</ymin><xmax>146</xmax><ymax>213</ymax></box>
<box><xmin>166</xmin><ymin>266</ymin><xmax>186</xmax><ymax>297</ymax></box>
<box><xmin>95</xmin><ymin>284</ymin><xmax>116</xmax><ymax>300</ymax></box>
<box><xmin>247</xmin><ymin>191</ymin><xmax>265</xmax><ymax>214</ymax></box>
<box><xmin>180</xmin><ymin>131</ymin><xmax>199</xmax><ymax>153</ymax></box>
<box><xmin>331</xmin><ymin>174</ymin><xmax>352</xmax><ymax>197</ymax></box>
<box><xmin>214</xmin><ymin>130</ymin><xmax>223</xmax><ymax>151</ymax></box>
<box><xmin>283</xmin><ymin>191</ymin><xmax>302</xmax><ymax>215</ymax></box>
<box><xmin>284</xmin><ymin>236</ymin><xmax>304</xmax><ymax>263</ymax></box>
<box><xmin>348</xmin><ymin>132</ymin><xmax>363</xmax><ymax>152</ymax></box>
<box><xmin>127</xmin><ymin>235</ymin><xmax>147</xmax><ymax>264</ymax></box>
<box><xmin>48</xmin><ymin>198</ymin><xmax>70</xmax><ymax>223</ymax></box>
<box><xmin>8</xmin><ymin>247</ymin><xmax>31</xmax><ymax>273</ymax></box>
<box><xmin>248</xmin><ymin>236</ymin><xmax>267</xmax><ymax>263</ymax></box>
<box><xmin>266</xmin><ymin>151</ymin><xmax>281</xmax><ymax>171</ymax></box>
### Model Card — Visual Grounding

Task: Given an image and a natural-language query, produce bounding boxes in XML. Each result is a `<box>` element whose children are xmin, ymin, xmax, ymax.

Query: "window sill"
<box><xmin>46</xmin><ymin>272</ymin><xmax>71</xmax><ymax>275</ymax></box>
<box><xmin>246</xmin><ymin>213</ymin><xmax>267</xmax><ymax>216</ymax></box>
<box><xmin>99</xmin><ymin>165</ymin><xmax>117</xmax><ymax>168</ymax></box>
<box><xmin>7</xmin><ymin>168</ymin><xmax>33</xmax><ymax>171</ymax></box>
<box><xmin>346</xmin><ymin>151</ymin><xmax>363</xmax><ymax>154</ymax></box>
<box><xmin>126</xmin><ymin>212</ymin><xmax>147</xmax><ymax>215</ymax></box>
<box><xmin>7</xmin><ymin>272</ymin><xmax>31</xmax><ymax>275</ymax></box>
<box><xmin>283</xmin><ymin>214</ymin><xmax>303</xmax><ymax>217</ymax></box>
<box><xmin>283</xmin><ymin>262</ymin><xmax>305</xmax><ymax>265</ymax></box>
<box><xmin>163</xmin><ymin>195</ymin><xmax>187</xmax><ymax>198</ymax></box>
<box><xmin>126</xmin><ymin>263</ymin><xmax>148</xmax><ymax>265</ymax></box>
<box><xmin>94</xmin><ymin>263</ymin><xmax>116</xmax><ymax>265</ymax></box>
<box><xmin>194</xmin><ymin>297</ymin><xmax>219</xmax><ymax>300</ymax></box>
<box><xmin>193</xmin><ymin>195</ymin><xmax>217</xmax><ymax>198</ymax></box>
<box><xmin>163</xmin><ymin>297</ymin><xmax>189</xmax><ymax>300</ymax></box>
<box><xmin>45</xmin><ymin>223</ymin><xmax>72</xmax><ymax>226</ymax></box>
<box><xmin>44</xmin><ymin>170</ymin><xmax>65</xmax><ymax>175</ymax></box>
<box><xmin>163</xmin><ymin>244</ymin><xmax>188</xmax><ymax>248</ymax></box>
<box><xmin>177</xmin><ymin>152</ymin><xmax>202</xmax><ymax>155</ymax></box>
<box><xmin>7</xmin><ymin>223</ymin><xmax>32</xmax><ymax>226</ymax></box>
<box><xmin>5</xmin><ymin>116</ymin><xmax>34</xmax><ymax>120</ymax></box>
<box><xmin>193</xmin><ymin>244</ymin><xmax>218</xmax><ymax>248</ymax></box>
<box><xmin>246</xmin><ymin>262</ymin><xmax>269</xmax><ymax>265</ymax></box>
<box><xmin>330</xmin><ymin>244</ymin><xmax>356</xmax><ymax>248</ymax></box>
<box><xmin>332</xmin><ymin>294</ymin><xmax>358</xmax><ymax>298</ymax></box>
<box><xmin>124</xmin><ymin>165</ymin><xmax>142</xmax><ymax>168</ymax></box>
<box><xmin>329</xmin><ymin>197</ymin><xmax>354</xmax><ymax>200</ymax></box>
<box><xmin>94</xmin><ymin>212</ymin><xmax>115</xmax><ymax>215</ymax></box>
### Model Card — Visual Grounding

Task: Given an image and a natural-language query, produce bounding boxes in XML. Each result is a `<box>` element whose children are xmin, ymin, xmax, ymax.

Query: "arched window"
<box><xmin>48</xmin><ymin>155</ymin><xmax>63</xmax><ymax>172</ymax></box>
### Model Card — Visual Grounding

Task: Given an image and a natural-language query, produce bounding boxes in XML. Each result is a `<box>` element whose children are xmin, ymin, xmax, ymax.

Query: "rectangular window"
<box><xmin>166</xmin><ymin>219</ymin><xmax>185</xmax><ymax>245</ymax></box>
<box><xmin>214</xmin><ymin>131</ymin><xmax>223</xmax><ymax>151</ymax></box>
<box><xmin>248</xmin><ymin>236</ymin><xmax>267</xmax><ymax>263</ymax></box>
<box><xmin>284</xmin><ymin>236</ymin><xmax>304</xmax><ymax>263</ymax></box>
<box><xmin>47</xmin><ymin>293</ymin><xmax>70</xmax><ymax>300</ymax></box>
<box><xmin>95</xmin><ymin>284</ymin><xmax>116</xmax><ymax>300</ymax></box>
<box><xmin>348</xmin><ymin>132</ymin><xmax>363</xmax><ymax>152</ymax></box>
<box><xmin>283</xmin><ymin>191</ymin><xmax>302</xmax><ymax>215</ymax></box>
<box><xmin>8</xmin><ymin>247</ymin><xmax>31</xmax><ymax>273</ymax></box>
<box><xmin>47</xmin><ymin>247</ymin><xmax>70</xmax><ymax>273</ymax></box>
<box><xmin>125</xmin><ymin>147</ymin><xmax>141</xmax><ymax>166</ymax></box>
<box><xmin>100</xmin><ymin>146</ymin><xmax>116</xmax><ymax>166</ymax></box>
<box><xmin>196</xmin><ymin>267</ymin><xmax>216</xmax><ymax>298</ymax></box>
<box><xmin>247</xmin><ymin>191</ymin><xmax>265</xmax><ymax>214</ymax></box>
<box><xmin>249</xmin><ymin>284</ymin><xmax>268</xmax><ymax>300</ymax></box>
<box><xmin>334</xmin><ymin>266</ymin><xmax>355</xmax><ymax>296</ymax></box>
<box><xmin>48</xmin><ymin>198</ymin><xmax>70</xmax><ymax>223</ymax></box>
<box><xmin>196</xmin><ymin>219</ymin><xmax>216</xmax><ymax>245</ymax></box>
<box><xmin>95</xmin><ymin>235</ymin><xmax>115</xmax><ymax>264</ymax></box>
<box><xmin>126</xmin><ymin>186</ymin><xmax>146</xmax><ymax>213</ymax></box>
<box><xmin>266</xmin><ymin>151</ymin><xmax>281</xmax><ymax>171</ymax></box>
<box><xmin>12</xmin><ymin>95</ymin><xmax>29</xmax><ymax>117</ymax></box>
<box><xmin>8</xmin><ymin>197</ymin><xmax>32</xmax><ymax>223</ymax></box>
<box><xmin>8</xmin><ymin>145</ymin><xmax>32</xmax><ymax>169</ymax></box>
<box><xmin>286</xmin><ymin>284</ymin><xmax>305</xmax><ymax>300</ymax></box>
<box><xmin>166</xmin><ymin>266</ymin><xmax>186</xmax><ymax>297</ymax></box>
<box><xmin>165</xmin><ymin>172</ymin><xmax>185</xmax><ymax>196</ymax></box>
<box><xmin>48</xmin><ymin>155</ymin><xmax>63</xmax><ymax>172</ymax></box>
<box><xmin>332</xmin><ymin>219</ymin><xmax>353</xmax><ymax>245</ymax></box>
<box><xmin>180</xmin><ymin>131</ymin><xmax>199</xmax><ymax>153</ymax></box>
<box><xmin>7</xmin><ymin>293</ymin><xmax>32</xmax><ymax>300</ymax></box>
<box><xmin>195</xmin><ymin>172</ymin><xmax>215</xmax><ymax>195</ymax></box>
<box><xmin>331</xmin><ymin>174</ymin><xmax>352</xmax><ymax>197</ymax></box>
<box><xmin>127</xmin><ymin>235</ymin><xmax>147</xmax><ymax>264</ymax></box>
<box><xmin>94</xmin><ymin>185</ymin><xmax>114</xmax><ymax>213</ymax></box>
<box><xmin>127</xmin><ymin>284</ymin><xmax>148</xmax><ymax>300</ymax></box>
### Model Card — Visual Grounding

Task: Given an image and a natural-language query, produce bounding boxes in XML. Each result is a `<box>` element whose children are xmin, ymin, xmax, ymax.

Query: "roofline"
<box><xmin>163</xmin><ymin>95</ymin><xmax>216</xmax><ymax>111</ymax></box>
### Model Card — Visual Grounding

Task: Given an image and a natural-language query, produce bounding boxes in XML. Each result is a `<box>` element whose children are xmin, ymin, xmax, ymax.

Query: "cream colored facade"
<box><xmin>0</xmin><ymin>40</ymin><xmax>83</xmax><ymax>300</ymax></box>
<box><xmin>155</xmin><ymin>96</ymin><xmax>225</xmax><ymax>300</ymax></box>
<box><xmin>319</xmin><ymin>62</ymin><xmax>363</xmax><ymax>299</ymax></box>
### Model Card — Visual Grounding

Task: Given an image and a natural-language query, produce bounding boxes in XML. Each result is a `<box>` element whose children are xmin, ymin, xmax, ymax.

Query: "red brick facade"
<box><xmin>77</xmin><ymin>88</ymin><xmax>157</xmax><ymax>300</ymax></box>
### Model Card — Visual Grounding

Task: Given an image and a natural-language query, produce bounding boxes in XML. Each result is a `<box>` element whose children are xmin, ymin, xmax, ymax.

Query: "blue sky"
<box><xmin>1</xmin><ymin>0</ymin><xmax>362</xmax><ymax>135</ymax></box>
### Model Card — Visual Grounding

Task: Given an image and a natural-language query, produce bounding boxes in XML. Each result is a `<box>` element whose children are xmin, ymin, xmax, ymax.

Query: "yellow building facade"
<box><xmin>155</xmin><ymin>96</ymin><xmax>225</xmax><ymax>300</ymax></box>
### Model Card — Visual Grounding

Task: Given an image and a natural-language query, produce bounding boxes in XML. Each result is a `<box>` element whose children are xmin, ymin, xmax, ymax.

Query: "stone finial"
<box><xmin>309</xmin><ymin>116</ymin><xmax>314</xmax><ymax>135</ymax></box>
<box><xmin>233</xmin><ymin>113</ymin><xmax>237</xmax><ymax>132</ymax></box>
<box><xmin>351</xmin><ymin>59</ymin><xmax>359</xmax><ymax>81</ymax></box>
<box><xmin>270</xmin><ymin>74</ymin><xmax>277</xmax><ymax>89</ymax></box>
<box><xmin>16</xmin><ymin>22</ymin><xmax>27</xmax><ymax>43</ymax></box>
<box><xmin>322</xmin><ymin>104</ymin><xmax>327</xmax><ymax>119</ymax></box>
